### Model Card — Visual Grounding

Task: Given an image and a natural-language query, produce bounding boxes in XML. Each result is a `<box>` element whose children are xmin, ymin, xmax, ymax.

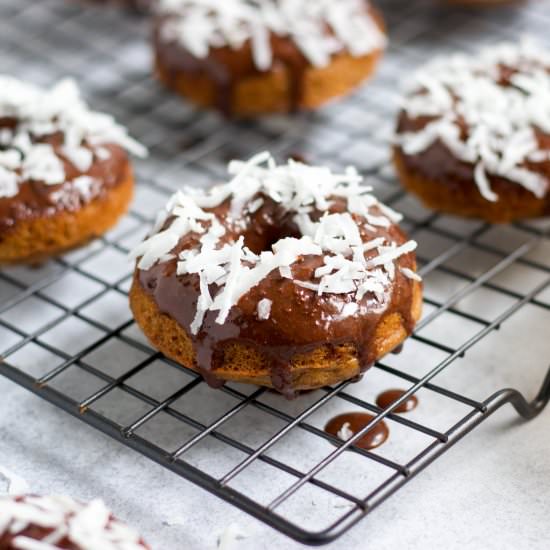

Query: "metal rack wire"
<box><xmin>1</xmin><ymin>0</ymin><xmax>550</xmax><ymax>545</ymax></box>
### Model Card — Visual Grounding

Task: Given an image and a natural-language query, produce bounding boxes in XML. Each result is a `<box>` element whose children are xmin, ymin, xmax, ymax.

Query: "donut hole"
<box><xmin>241</xmin><ymin>212</ymin><xmax>301</xmax><ymax>255</ymax></box>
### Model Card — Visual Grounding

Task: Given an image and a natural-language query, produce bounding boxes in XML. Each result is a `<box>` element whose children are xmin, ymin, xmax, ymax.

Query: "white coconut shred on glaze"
<box><xmin>0</xmin><ymin>76</ymin><xmax>147</xmax><ymax>200</ymax></box>
<box><xmin>395</xmin><ymin>39</ymin><xmax>550</xmax><ymax>202</ymax></box>
<box><xmin>0</xmin><ymin>495</ymin><xmax>145</xmax><ymax>550</ymax></box>
<box><xmin>156</xmin><ymin>0</ymin><xmax>386</xmax><ymax>71</ymax></box>
<box><xmin>130</xmin><ymin>152</ymin><xmax>420</xmax><ymax>336</ymax></box>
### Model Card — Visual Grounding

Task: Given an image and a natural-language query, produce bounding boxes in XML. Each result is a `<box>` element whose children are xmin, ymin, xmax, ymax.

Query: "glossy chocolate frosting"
<box><xmin>0</xmin><ymin>119</ymin><xmax>129</xmax><ymax>234</ymax></box>
<box><xmin>138</xmin><ymin>196</ymin><xmax>417</xmax><ymax>396</ymax></box>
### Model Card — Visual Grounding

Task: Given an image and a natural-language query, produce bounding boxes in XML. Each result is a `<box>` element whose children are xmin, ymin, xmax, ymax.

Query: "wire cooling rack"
<box><xmin>1</xmin><ymin>0</ymin><xmax>550</xmax><ymax>545</ymax></box>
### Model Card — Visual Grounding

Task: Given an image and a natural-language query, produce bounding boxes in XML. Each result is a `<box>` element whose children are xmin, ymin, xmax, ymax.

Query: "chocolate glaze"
<box><xmin>153</xmin><ymin>3</ymin><xmax>383</xmax><ymax>116</ymax></box>
<box><xmin>138</xmin><ymin>195</ymin><xmax>418</xmax><ymax>398</ymax></box>
<box><xmin>0</xmin><ymin>120</ymin><xmax>129</xmax><ymax>234</ymax></box>
<box><xmin>325</xmin><ymin>412</ymin><xmax>389</xmax><ymax>450</ymax></box>
<box><xmin>376</xmin><ymin>389</ymin><xmax>418</xmax><ymax>413</ymax></box>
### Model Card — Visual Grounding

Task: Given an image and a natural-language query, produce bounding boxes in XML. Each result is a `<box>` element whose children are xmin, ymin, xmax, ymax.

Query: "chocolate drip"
<box><xmin>138</xmin><ymin>196</ymin><xmax>417</xmax><ymax>398</ymax></box>
<box><xmin>0</xmin><ymin>120</ymin><xmax>129</xmax><ymax>233</ymax></box>
<box><xmin>376</xmin><ymin>389</ymin><xmax>418</xmax><ymax>413</ymax></box>
<box><xmin>325</xmin><ymin>412</ymin><xmax>389</xmax><ymax>450</ymax></box>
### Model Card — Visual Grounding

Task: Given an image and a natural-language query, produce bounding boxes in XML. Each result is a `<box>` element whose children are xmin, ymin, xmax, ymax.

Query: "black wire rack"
<box><xmin>1</xmin><ymin>0</ymin><xmax>550</xmax><ymax>546</ymax></box>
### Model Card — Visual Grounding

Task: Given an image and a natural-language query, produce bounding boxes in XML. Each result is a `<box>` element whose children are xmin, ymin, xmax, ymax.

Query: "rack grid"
<box><xmin>1</xmin><ymin>0</ymin><xmax>550</xmax><ymax>545</ymax></box>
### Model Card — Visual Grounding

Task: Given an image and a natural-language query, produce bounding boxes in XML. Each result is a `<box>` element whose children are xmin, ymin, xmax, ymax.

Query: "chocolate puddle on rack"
<box><xmin>324</xmin><ymin>389</ymin><xmax>419</xmax><ymax>450</ymax></box>
<box><xmin>376</xmin><ymin>389</ymin><xmax>418</xmax><ymax>413</ymax></box>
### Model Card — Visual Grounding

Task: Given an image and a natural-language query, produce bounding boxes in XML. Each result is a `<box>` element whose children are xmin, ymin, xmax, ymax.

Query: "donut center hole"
<box><xmin>242</xmin><ymin>218</ymin><xmax>301</xmax><ymax>255</ymax></box>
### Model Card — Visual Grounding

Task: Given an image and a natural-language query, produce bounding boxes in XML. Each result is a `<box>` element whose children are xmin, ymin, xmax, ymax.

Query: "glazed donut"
<box><xmin>0</xmin><ymin>77</ymin><xmax>146</xmax><ymax>265</ymax></box>
<box><xmin>129</xmin><ymin>153</ymin><xmax>422</xmax><ymax>397</ymax></box>
<box><xmin>0</xmin><ymin>494</ymin><xmax>150</xmax><ymax>549</ymax></box>
<box><xmin>393</xmin><ymin>40</ymin><xmax>550</xmax><ymax>223</ymax></box>
<box><xmin>153</xmin><ymin>0</ymin><xmax>387</xmax><ymax>117</ymax></box>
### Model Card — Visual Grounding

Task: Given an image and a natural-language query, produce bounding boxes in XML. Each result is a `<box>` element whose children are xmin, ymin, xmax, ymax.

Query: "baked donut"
<box><xmin>393</xmin><ymin>40</ymin><xmax>550</xmax><ymax>223</ymax></box>
<box><xmin>0</xmin><ymin>77</ymin><xmax>146</xmax><ymax>265</ymax></box>
<box><xmin>0</xmin><ymin>494</ymin><xmax>150</xmax><ymax>549</ymax></box>
<box><xmin>153</xmin><ymin>0</ymin><xmax>387</xmax><ymax>117</ymax></box>
<box><xmin>129</xmin><ymin>152</ymin><xmax>422</xmax><ymax>397</ymax></box>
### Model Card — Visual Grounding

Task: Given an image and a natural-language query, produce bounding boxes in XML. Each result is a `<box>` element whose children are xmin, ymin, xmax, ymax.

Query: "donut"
<box><xmin>0</xmin><ymin>77</ymin><xmax>146</xmax><ymax>265</ymax></box>
<box><xmin>0</xmin><ymin>494</ymin><xmax>150</xmax><ymax>549</ymax></box>
<box><xmin>153</xmin><ymin>0</ymin><xmax>387</xmax><ymax>117</ymax></box>
<box><xmin>393</xmin><ymin>40</ymin><xmax>550</xmax><ymax>223</ymax></box>
<box><xmin>129</xmin><ymin>152</ymin><xmax>422</xmax><ymax>397</ymax></box>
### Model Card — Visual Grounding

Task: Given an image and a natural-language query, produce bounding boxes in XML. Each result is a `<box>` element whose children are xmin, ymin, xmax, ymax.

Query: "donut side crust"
<box><xmin>129</xmin><ymin>273</ymin><xmax>422</xmax><ymax>391</ymax></box>
<box><xmin>393</xmin><ymin>148</ymin><xmax>550</xmax><ymax>223</ymax></box>
<box><xmin>0</xmin><ymin>164</ymin><xmax>134</xmax><ymax>265</ymax></box>
<box><xmin>154</xmin><ymin>48</ymin><xmax>383</xmax><ymax>117</ymax></box>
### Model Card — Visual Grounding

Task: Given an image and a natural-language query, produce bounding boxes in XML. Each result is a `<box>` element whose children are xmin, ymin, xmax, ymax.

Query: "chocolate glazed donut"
<box><xmin>152</xmin><ymin>0</ymin><xmax>387</xmax><ymax>117</ymax></box>
<box><xmin>130</xmin><ymin>154</ymin><xmax>422</xmax><ymax>397</ymax></box>
<box><xmin>393</xmin><ymin>40</ymin><xmax>550</xmax><ymax>222</ymax></box>
<box><xmin>0</xmin><ymin>77</ymin><xmax>146</xmax><ymax>264</ymax></box>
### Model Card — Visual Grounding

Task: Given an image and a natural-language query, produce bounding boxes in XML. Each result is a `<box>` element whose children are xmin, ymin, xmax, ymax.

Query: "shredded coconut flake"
<box><xmin>400</xmin><ymin>266</ymin><xmax>422</xmax><ymax>282</ymax></box>
<box><xmin>257</xmin><ymin>298</ymin><xmax>272</xmax><ymax>320</ymax></box>
<box><xmin>0</xmin><ymin>76</ymin><xmax>146</xmax><ymax>199</ymax></box>
<box><xmin>0</xmin><ymin>466</ymin><xmax>29</xmax><ymax>497</ymax></box>
<box><xmin>395</xmin><ymin>39</ymin><xmax>550</xmax><ymax>201</ymax></box>
<box><xmin>131</xmin><ymin>153</ymin><xmax>418</xmax><ymax>334</ymax></box>
<box><xmin>157</xmin><ymin>0</ymin><xmax>386</xmax><ymax>71</ymax></box>
<box><xmin>337</xmin><ymin>422</ymin><xmax>354</xmax><ymax>441</ymax></box>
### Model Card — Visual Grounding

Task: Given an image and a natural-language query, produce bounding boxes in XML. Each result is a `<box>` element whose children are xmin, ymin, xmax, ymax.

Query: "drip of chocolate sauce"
<box><xmin>391</xmin><ymin>343</ymin><xmax>404</xmax><ymax>355</ymax></box>
<box><xmin>324</xmin><ymin>412</ymin><xmax>389</xmax><ymax>450</ymax></box>
<box><xmin>376</xmin><ymin>389</ymin><xmax>418</xmax><ymax>413</ymax></box>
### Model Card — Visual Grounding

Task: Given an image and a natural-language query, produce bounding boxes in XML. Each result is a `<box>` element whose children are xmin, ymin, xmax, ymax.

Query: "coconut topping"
<box><xmin>337</xmin><ymin>422</ymin><xmax>354</xmax><ymax>441</ymax></box>
<box><xmin>131</xmin><ymin>152</ymin><xmax>419</xmax><ymax>336</ymax></box>
<box><xmin>0</xmin><ymin>76</ymin><xmax>146</xmax><ymax>199</ymax></box>
<box><xmin>0</xmin><ymin>495</ymin><xmax>146</xmax><ymax>550</ymax></box>
<box><xmin>156</xmin><ymin>0</ymin><xmax>386</xmax><ymax>71</ymax></box>
<box><xmin>256</xmin><ymin>298</ymin><xmax>272</xmax><ymax>320</ymax></box>
<box><xmin>395</xmin><ymin>39</ymin><xmax>550</xmax><ymax>202</ymax></box>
